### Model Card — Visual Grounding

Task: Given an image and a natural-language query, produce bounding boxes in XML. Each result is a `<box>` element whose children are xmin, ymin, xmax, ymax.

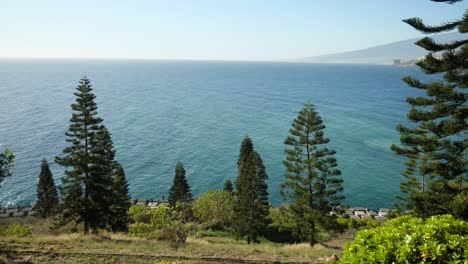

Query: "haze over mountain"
<box><xmin>301</xmin><ymin>32</ymin><xmax>463</xmax><ymax>65</ymax></box>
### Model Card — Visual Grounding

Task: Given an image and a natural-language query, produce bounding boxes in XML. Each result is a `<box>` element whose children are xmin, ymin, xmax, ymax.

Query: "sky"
<box><xmin>1</xmin><ymin>0</ymin><xmax>467</xmax><ymax>61</ymax></box>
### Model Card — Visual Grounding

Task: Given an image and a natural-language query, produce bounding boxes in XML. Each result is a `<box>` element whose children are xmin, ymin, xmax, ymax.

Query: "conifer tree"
<box><xmin>224</xmin><ymin>179</ymin><xmax>234</xmax><ymax>193</ymax></box>
<box><xmin>391</xmin><ymin>0</ymin><xmax>467</xmax><ymax>219</ymax></box>
<box><xmin>89</xmin><ymin>126</ymin><xmax>119</xmax><ymax>229</ymax></box>
<box><xmin>168</xmin><ymin>162</ymin><xmax>192</xmax><ymax>206</ymax></box>
<box><xmin>0</xmin><ymin>148</ymin><xmax>15</xmax><ymax>185</ymax></box>
<box><xmin>233</xmin><ymin>137</ymin><xmax>270</xmax><ymax>244</ymax></box>
<box><xmin>55</xmin><ymin>77</ymin><xmax>111</xmax><ymax>234</ymax></box>
<box><xmin>235</xmin><ymin>136</ymin><xmax>254</xmax><ymax>194</ymax></box>
<box><xmin>281</xmin><ymin>103</ymin><xmax>344</xmax><ymax>246</ymax></box>
<box><xmin>36</xmin><ymin>159</ymin><xmax>59</xmax><ymax>218</ymax></box>
<box><xmin>110</xmin><ymin>164</ymin><xmax>131</xmax><ymax>232</ymax></box>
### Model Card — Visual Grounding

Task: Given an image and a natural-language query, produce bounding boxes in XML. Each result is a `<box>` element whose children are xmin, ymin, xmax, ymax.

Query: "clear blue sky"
<box><xmin>1</xmin><ymin>0</ymin><xmax>466</xmax><ymax>61</ymax></box>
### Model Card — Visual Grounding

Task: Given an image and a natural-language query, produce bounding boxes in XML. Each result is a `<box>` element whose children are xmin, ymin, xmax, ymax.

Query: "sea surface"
<box><xmin>0</xmin><ymin>60</ymin><xmax>435</xmax><ymax>209</ymax></box>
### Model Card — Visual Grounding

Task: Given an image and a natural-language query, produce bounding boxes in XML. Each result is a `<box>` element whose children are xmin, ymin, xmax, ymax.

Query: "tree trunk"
<box><xmin>309</xmin><ymin>220</ymin><xmax>316</xmax><ymax>247</ymax></box>
<box><xmin>84</xmin><ymin>221</ymin><xmax>89</xmax><ymax>235</ymax></box>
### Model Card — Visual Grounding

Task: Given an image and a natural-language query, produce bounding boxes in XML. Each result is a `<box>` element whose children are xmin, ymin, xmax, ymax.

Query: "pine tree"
<box><xmin>89</xmin><ymin>126</ymin><xmax>119</xmax><ymax>229</ymax></box>
<box><xmin>36</xmin><ymin>159</ymin><xmax>59</xmax><ymax>218</ymax></box>
<box><xmin>235</xmin><ymin>136</ymin><xmax>254</xmax><ymax>194</ymax></box>
<box><xmin>233</xmin><ymin>137</ymin><xmax>270</xmax><ymax>244</ymax></box>
<box><xmin>55</xmin><ymin>77</ymin><xmax>111</xmax><ymax>234</ymax></box>
<box><xmin>110</xmin><ymin>164</ymin><xmax>131</xmax><ymax>232</ymax></box>
<box><xmin>0</xmin><ymin>148</ymin><xmax>15</xmax><ymax>185</ymax></box>
<box><xmin>391</xmin><ymin>0</ymin><xmax>467</xmax><ymax>219</ymax></box>
<box><xmin>281</xmin><ymin>102</ymin><xmax>344</xmax><ymax>246</ymax></box>
<box><xmin>224</xmin><ymin>179</ymin><xmax>234</xmax><ymax>193</ymax></box>
<box><xmin>168</xmin><ymin>162</ymin><xmax>193</xmax><ymax>206</ymax></box>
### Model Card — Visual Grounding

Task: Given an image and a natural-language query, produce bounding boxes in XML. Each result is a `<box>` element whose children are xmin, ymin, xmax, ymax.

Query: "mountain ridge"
<box><xmin>300</xmin><ymin>32</ymin><xmax>463</xmax><ymax>65</ymax></box>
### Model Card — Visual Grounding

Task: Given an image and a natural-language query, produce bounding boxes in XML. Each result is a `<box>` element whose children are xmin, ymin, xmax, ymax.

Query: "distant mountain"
<box><xmin>301</xmin><ymin>32</ymin><xmax>463</xmax><ymax>65</ymax></box>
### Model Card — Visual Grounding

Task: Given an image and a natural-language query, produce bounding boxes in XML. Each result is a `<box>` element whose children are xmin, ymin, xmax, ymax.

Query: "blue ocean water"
<box><xmin>0</xmin><ymin>59</ymin><xmax>432</xmax><ymax>209</ymax></box>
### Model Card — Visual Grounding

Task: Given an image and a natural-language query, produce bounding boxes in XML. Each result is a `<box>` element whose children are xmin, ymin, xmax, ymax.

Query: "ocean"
<box><xmin>0</xmin><ymin>59</ymin><xmax>433</xmax><ymax>209</ymax></box>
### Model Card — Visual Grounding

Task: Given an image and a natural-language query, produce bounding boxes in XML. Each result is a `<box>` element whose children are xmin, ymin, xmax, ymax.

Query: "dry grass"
<box><xmin>0</xmin><ymin>218</ymin><xmax>347</xmax><ymax>263</ymax></box>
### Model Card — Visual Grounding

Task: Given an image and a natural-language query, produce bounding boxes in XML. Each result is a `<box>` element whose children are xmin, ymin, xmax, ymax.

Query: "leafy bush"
<box><xmin>192</xmin><ymin>190</ymin><xmax>235</xmax><ymax>229</ymax></box>
<box><xmin>149</xmin><ymin>204</ymin><xmax>172</xmax><ymax>229</ymax></box>
<box><xmin>0</xmin><ymin>223</ymin><xmax>33</xmax><ymax>237</ymax></box>
<box><xmin>128</xmin><ymin>203</ymin><xmax>190</xmax><ymax>245</ymax></box>
<box><xmin>128</xmin><ymin>222</ymin><xmax>153</xmax><ymax>237</ymax></box>
<box><xmin>337</xmin><ymin>215</ymin><xmax>468</xmax><ymax>263</ymax></box>
<box><xmin>336</xmin><ymin>216</ymin><xmax>381</xmax><ymax>230</ymax></box>
<box><xmin>128</xmin><ymin>204</ymin><xmax>152</xmax><ymax>223</ymax></box>
<box><xmin>268</xmin><ymin>206</ymin><xmax>295</xmax><ymax>227</ymax></box>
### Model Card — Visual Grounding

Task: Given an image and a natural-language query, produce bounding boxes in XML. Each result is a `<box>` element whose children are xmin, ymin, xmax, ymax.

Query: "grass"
<box><xmin>0</xmin><ymin>218</ymin><xmax>346</xmax><ymax>263</ymax></box>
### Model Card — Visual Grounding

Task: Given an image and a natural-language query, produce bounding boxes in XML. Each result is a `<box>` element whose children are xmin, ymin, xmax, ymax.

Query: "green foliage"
<box><xmin>128</xmin><ymin>205</ymin><xmax>151</xmax><ymax>223</ymax></box>
<box><xmin>223</xmin><ymin>179</ymin><xmax>234</xmax><ymax>193</ymax></box>
<box><xmin>128</xmin><ymin>222</ymin><xmax>152</xmax><ymax>237</ymax></box>
<box><xmin>281</xmin><ymin>102</ymin><xmax>344</xmax><ymax>245</ymax></box>
<box><xmin>268</xmin><ymin>206</ymin><xmax>295</xmax><ymax>228</ymax></box>
<box><xmin>0</xmin><ymin>148</ymin><xmax>15</xmax><ymax>184</ymax></box>
<box><xmin>392</xmin><ymin>1</ymin><xmax>467</xmax><ymax>219</ymax></box>
<box><xmin>193</xmin><ymin>190</ymin><xmax>235</xmax><ymax>229</ymax></box>
<box><xmin>338</xmin><ymin>215</ymin><xmax>468</xmax><ymax>263</ymax></box>
<box><xmin>36</xmin><ymin>159</ymin><xmax>59</xmax><ymax>218</ymax></box>
<box><xmin>128</xmin><ymin>203</ymin><xmax>189</xmax><ymax>244</ymax></box>
<box><xmin>336</xmin><ymin>217</ymin><xmax>382</xmax><ymax>230</ymax></box>
<box><xmin>168</xmin><ymin>162</ymin><xmax>193</xmax><ymax>206</ymax></box>
<box><xmin>150</xmin><ymin>204</ymin><xmax>173</xmax><ymax>229</ymax></box>
<box><xmin>109</xmin><ymin>164</ymin><xmax>132</xmax><ymax>232</ymax></box>
<box><xmin>264</xmin><ymin>224</ymin><xmax>298</xmax><ymax>243</ymax></box>
<box><xmin>233</xmin><ymin>136</ymin><xmax>270</xmax><ymax>244</ymax></box>
<box><xmin>0</xmin><ymin>223</ymin><xmax>33</xmax><ymax>237</ymax></box>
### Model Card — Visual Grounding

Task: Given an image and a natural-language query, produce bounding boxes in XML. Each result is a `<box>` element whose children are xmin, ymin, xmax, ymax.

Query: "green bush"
<box><xmin>337</xmin><ymin>215</ymin><xmax>468</xmax><ymax>263</ymax></box>
<box><xmin>128</xmin><ymin>204</ymin><xmax>152</xmax><ymax>223</ymax></box>
<box><xmin>0</xmin><ymin>223</ymin><xmax>33</xmax><ymax>237</ymax></box>
<box><xmin>128</xmin><ymin>203</ymin><xmax>190</xmax><ymax>245</ymax></box>
<box><xmin>128</xmin><ymin>222</ymin><xmax>153</xmax><ymax>237</ymax></box>
<box><xmin>336</xmin><ymin>216</ymin><xmax>382</xmax><ymax>230</ymax></box>
<box><xmin>192</xmin><ymin>190</ymin><xmax>235</xmax><ymax>229</ymax></box>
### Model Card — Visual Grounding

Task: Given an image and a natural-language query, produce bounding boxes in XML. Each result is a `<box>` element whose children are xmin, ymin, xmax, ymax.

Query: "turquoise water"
<box><xmin>0</xmin><ymin>60</ymin><xmax>431</xmax><ymax>209</ymax></box>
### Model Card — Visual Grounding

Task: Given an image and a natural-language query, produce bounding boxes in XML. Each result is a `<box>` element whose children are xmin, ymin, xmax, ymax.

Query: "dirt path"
<box><xmin>1</xmin><ymin>248</ymin><xmax>327</xmax><ymax>264</ymax></box>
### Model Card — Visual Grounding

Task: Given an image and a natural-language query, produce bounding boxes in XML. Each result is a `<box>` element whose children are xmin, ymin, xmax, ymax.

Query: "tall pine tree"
<box><xmin>168</xmin><ymin>161</ymin><xmax>193</xmax><ymax>206</ymax></box>
<box><xmin>36</xmin><ymin>159</ymin><xmax>59</xmax><ymax>218</ymax></box>
<box><xmin>233</xmin><ymin>136</ymin><xmax>269</xmax><ymax>244</ymax></box>
<box><xmin>110</xmin><ymin>164</ymin><xmax>131</xmax><ymax>232</ymax></box>
<box><xmin>391</xmin><ymin>0</ymin><xmax>467</xmax><ymax>219</ymax></box>
<box><xmin>55</xmin><ymin>77</ymin><xmax>111</xmax><ymax>234</ymax></box>
<box><xmin>281</xmin><ymin>103</ymin><xmax>344</xmax><ymax>246</ymax></box>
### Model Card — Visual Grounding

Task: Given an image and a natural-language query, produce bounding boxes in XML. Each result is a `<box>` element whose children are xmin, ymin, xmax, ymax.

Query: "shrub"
<box><xmin>128</xmin><ymin>222</ymin><xmax>152</xmax><ymax>237</ymax></box>
<box><xmin>128</xmin><ymin>204</ymin><xmax>152</xmax><ymax>223</ymax></box>
<box><xmin>337</xmin><ymin>215</ymin><xmax>468</xmax><ymax>263</ymax></box>
<box><xmin>336</xmin><ymin>216</ymin><xmax>381</xmax><ymax>230</ymax></box>
<box><xmin>128</xmin><ymin>203</ymin><xmax>190</xmax><ymax>245</ymax></box>
<box><xmin>149</xmin><ymin>204</ymin><xmax>172</xmax><ymax>229</ymax></box>
<box><xmin>192</xmin><ymin>190</ymin><xmax>235</xmax><ymax>229</ymax></box>
<box><xmin>0</xmin><ymin>223</ymin><xmax>33</xmax><ymax>237</ymax></box>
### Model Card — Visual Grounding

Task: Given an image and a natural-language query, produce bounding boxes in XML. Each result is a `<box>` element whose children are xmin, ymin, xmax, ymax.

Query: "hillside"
<box><xmin>301</xmin><ymin>32</ymin><xmax>462</xmax><ymax>65</ymax></box>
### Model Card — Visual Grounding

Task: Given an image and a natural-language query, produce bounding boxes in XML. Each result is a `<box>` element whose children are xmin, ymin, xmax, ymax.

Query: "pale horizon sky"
<box><xmin>1</xmin><ymin>0</ymin><xmax>467</xmax><ymax>61</ymax></box>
